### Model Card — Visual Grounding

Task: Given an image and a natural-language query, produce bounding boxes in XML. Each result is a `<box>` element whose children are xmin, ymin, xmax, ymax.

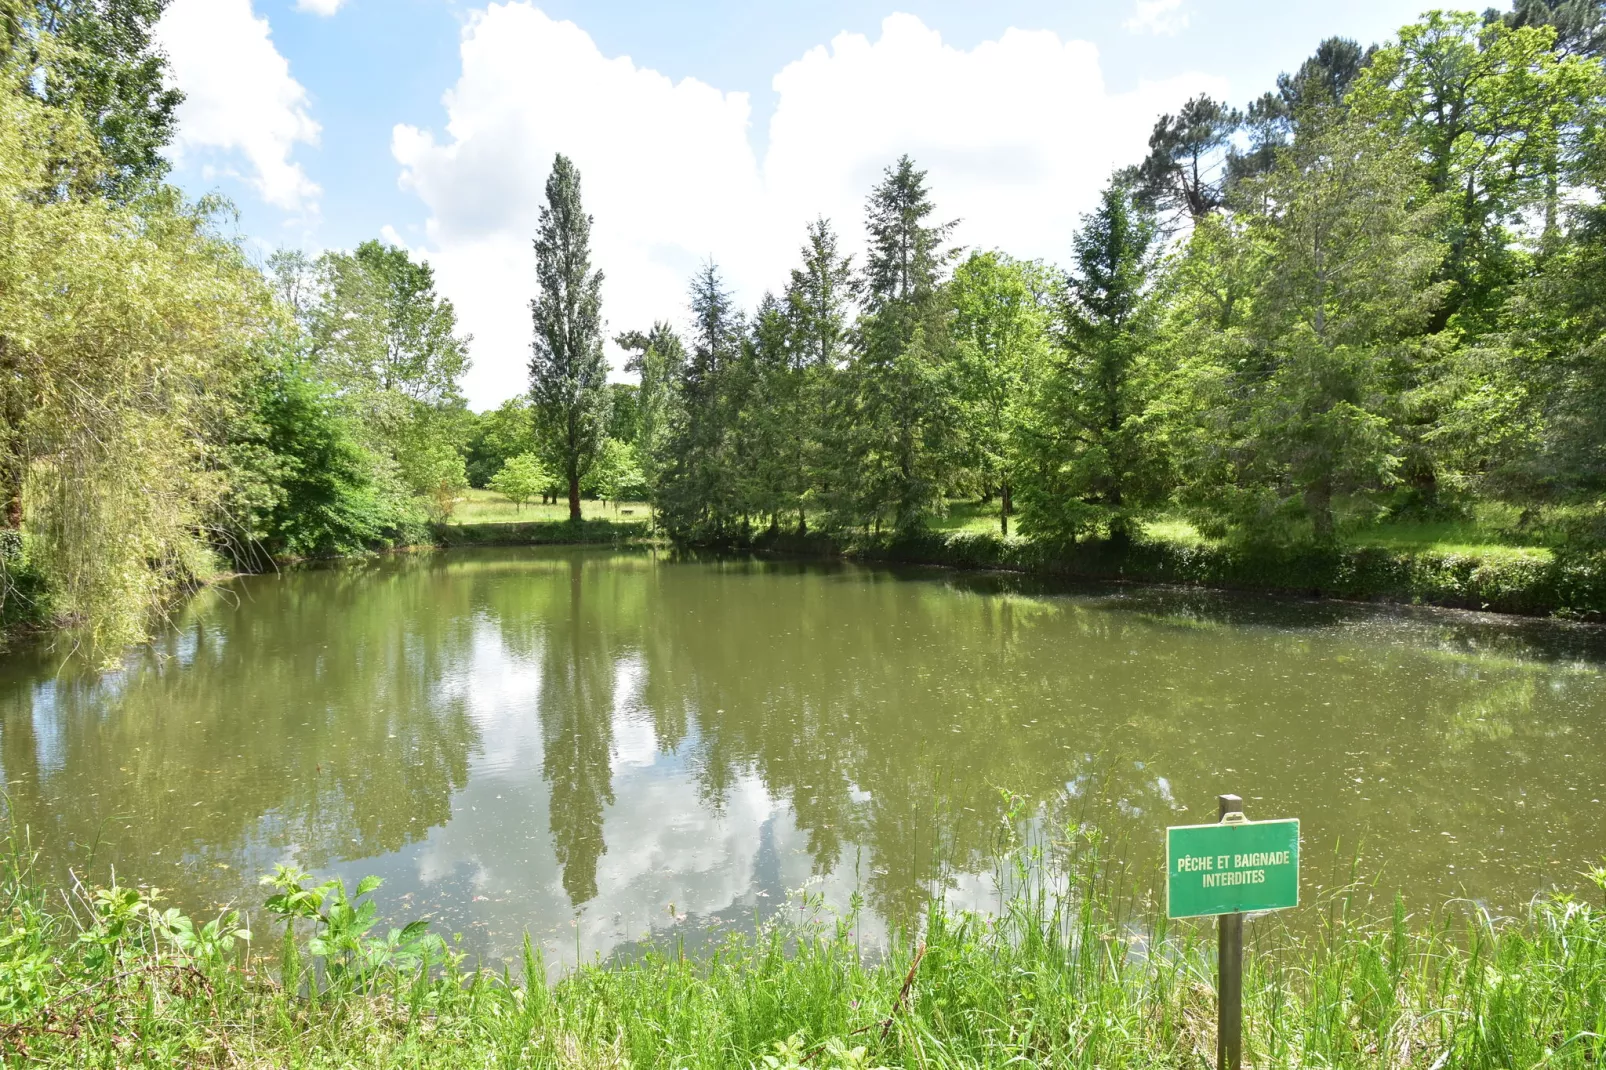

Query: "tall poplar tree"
<box><xmin>529</xmin><ymin>154</ymin><xmax>609</xmax><ymax>522</ymax></box>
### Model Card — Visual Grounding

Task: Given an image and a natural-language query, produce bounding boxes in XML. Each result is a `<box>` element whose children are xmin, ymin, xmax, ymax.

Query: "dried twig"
<box><xmin>880</xmin><ymin>942</ymin><xmax>927</xmax><ymax>1042</ymax></box>
<box><xmin>802</xmin><ymin>942</ymin><xmax>928</xmax><ymax>1063</ymax></box>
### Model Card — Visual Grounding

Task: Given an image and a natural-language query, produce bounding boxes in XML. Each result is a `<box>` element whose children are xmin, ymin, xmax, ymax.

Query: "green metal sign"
<box><xmin>1166</xmin><ymin>818</ymin><xmax>1300</xmax><ymax>919</ymax></box>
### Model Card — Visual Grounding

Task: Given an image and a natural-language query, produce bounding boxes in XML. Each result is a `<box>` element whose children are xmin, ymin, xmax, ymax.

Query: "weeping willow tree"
<box><xmin>0</xmin><ymin>27</ymin><xmax>268</xmax><ymax>656</ymax></box>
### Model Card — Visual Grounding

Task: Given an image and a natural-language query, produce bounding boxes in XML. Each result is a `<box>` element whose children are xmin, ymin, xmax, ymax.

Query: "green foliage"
<box><xmin>464</xmin><ymin>395</ymin><xmax>535</xmax><ymax>488</ymax></box>
<box><xmin>948</xmin><ymin>250</ymin><xmax>1051</xmax><ymax>535</ymax></box>
<box><xmin>1018</xmin><ymin>181</ymin><xmax>1163</xmax><ymax>544</ymax></box>
<box><xmin>272</xmin><ymin>238</ymin><xmax>473</xmax><ymax>520</ymax></box>
<box><xmin>14</xmin><ymin>3</ymin><xmax>1606</xmax><ymax>650</ymax></box>
<box><xmin>617</xmin><ymin>321</ymin><xmax>687</xmax><ymax>503</ymax></box>
<box><xmin>237</xmin><ymin>355</ymin><xmax>398</xmax><ymax>558</ymax></box>
<box><xmin>310</xmin><ymin>240</ymin><xmax>471</xmax><ymax>407</ymax></box>
<box><xmin>1349</xmin><ymin>12</ymin><xmax>1604</xmax><ymax>326</ymax></box>
<box><xmin>583</xmin><ymin>437</ymin><xmax>645</xmax><ymax>503</ymax></box>
<box><xmin>606</xmin><ymin>382</ymin><xmax>640</xmax><ymax>444</ymax></box>
<box><xmin>4</xmin><ymin>833</ymin><xmax>1606</xmax><ymax>1066</ymax></box>
<box><xmin>488</xmin><ymin>453</ymin><xmax>549</xmax><ymax>512</ymax></box>
<box><xmin>1131</xmin><ymin>93</ymin><xmax>1241</xmax><ymax>222</ymax></box>
<box><xmin>260</xmin><ymin>865</ymin><xmax>444</xmax><ymax>988</ymax></box>
<box><xmin>0</xmin><ymin>3</ymin><xmax>472</xmax><ymax>650</ymax></box>
<box><xmin>529</xmin><ymin>153</ymin><xmax>610</xmax><ymax>521</ymax></box>
<box><xmin>1172</xmin><ymin>114</ymin><xmax>1446</xmax><ymax>543</ymax></box>
<box><xmin>0</xmin><ymin>59</ymin><xmax>266</xmax><ymax>654</ymax></box>
<box><xmin>0</xmin><ymin>529</ymin><xmax>47</xmax><ymax>636</ymax></box>
<box><xmin>7</xmin><ymin>0</ymin><xmax>183</xmax><ymax>199</ymax></box>
<box><xmin>656</xmin><ymin>261</ymin><xmax>744</xmax><ymax>536</ymax></box>
<box><xmin>835</xmin><ymin>156</ymin><xmax>958</xmax><ymax>534</ymax></box>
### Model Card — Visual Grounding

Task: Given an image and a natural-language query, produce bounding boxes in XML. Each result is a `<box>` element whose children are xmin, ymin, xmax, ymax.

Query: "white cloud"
<box><xmin>295</xmin><ymin>0</ymin><xmax>346</xmax><ymax>14</ymax></box>
<box><xmin>394</xmin><ymin>4</ymin><xmax>1222</xmax><ymax>409</ymax></box>
<box><xmin>156</xmin><ymin>0</ymin><xmax>321</xmax><ymax>212</ymax></box>
<box><xmin>1125</xmin><ymin>0</ymin><xmax>1190</xmax><ymax>36</ymax></box>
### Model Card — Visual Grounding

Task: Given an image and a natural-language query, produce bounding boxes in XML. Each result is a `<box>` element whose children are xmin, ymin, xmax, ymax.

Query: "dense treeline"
<box><xmin>555</xmin><ymin>8</ymin><xmax>1606</xmax><ymax>559</ymax></box>
<box><xmin>5</xmin><ymin>2</ymin><xmax>1606</xmax><ymax>653</ymax></box>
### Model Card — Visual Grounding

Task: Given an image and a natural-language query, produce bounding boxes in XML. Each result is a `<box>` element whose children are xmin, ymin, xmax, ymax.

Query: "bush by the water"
<box><xmin>2</xmin><ymin>826</ymin><xmax>1603</xmax><ymax>1067</ymax></box>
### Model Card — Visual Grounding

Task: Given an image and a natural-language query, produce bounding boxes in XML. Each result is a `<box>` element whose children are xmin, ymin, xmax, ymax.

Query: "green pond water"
<box><xmin>1</xmin><ymin>547</ymin><xmax>1603</xmax><ymax>968</ymax></box>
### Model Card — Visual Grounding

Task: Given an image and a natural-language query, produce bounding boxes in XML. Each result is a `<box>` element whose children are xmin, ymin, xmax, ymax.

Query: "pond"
<box><xmin>2</xmin><ymin>547</ymin><xmax>1603</xmax><ymax>970</ymax></box>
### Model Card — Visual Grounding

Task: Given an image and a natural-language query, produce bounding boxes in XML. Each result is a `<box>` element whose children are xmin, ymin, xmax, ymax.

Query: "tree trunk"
<box><xmin>999</xmin><ymin>481</ymin><xmax>1011</xmax><ymax>537</ymax></box>
<box><xmin>1305</xmin><ymin>478</ymin><xmax>1334</xmax><ymax>542</ymax></box>
<box><xmin>798</xmin><ymin>506</ymin><xmax>807</xmax><ymax>536</ymax></box>
<box><xmin>2</xmin><ymin>477</ymin><xmax>19</xmax><ymax>531</ymax></box>
<box><xmin>2</xmin><ymin>340</ymin><xmax>21</xmax><ymax>531</ymax></box>
<box><xmin>568</xmin><ymin>474</ymin><xmax>582</xmax><ymax>522</ymax></box>
<box><xmin>1409</xmin><ymin>461</ymin><xmax>1439</xmax><ymax>511</ymax></box>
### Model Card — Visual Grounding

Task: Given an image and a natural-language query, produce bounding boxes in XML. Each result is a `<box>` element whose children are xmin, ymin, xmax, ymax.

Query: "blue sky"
<box><xmin>156</xmin><ymin>0</ymin><xmax>1459</xmax><ymax>408</ymax></box>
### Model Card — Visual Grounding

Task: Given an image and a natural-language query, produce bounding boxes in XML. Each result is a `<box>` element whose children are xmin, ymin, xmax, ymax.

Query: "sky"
<box><xmin>154</xmin><ymin>0</ymin><xmax>1452</xmax><ymax>410</ymax></box>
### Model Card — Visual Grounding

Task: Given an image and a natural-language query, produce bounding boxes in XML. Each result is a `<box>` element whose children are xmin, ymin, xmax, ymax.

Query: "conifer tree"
<box><xmin>529</xmin><ymin>154</ymin><xmax>609</xmax><ymax>522</ymax></box>
<box><xmin>782</xmin><ymin>218</ymin><xmax>855</xmax><ymax>532</ymax></box>
<box><xmin>658</xmin><ymin>262</ymin><xmax>741</xmax><ymax>533</ymax></box>
<box><xmin>1017</xmin><ymin>181</ymin><xmax>1162</xmax><ymax>545</ymax></box>
<box><xmin>1131</xmin><ymin>96</ymin><xmax>1241</xmax><ymax>223</ymax></box>
<box><xmin>843</xmin><ymin>156</ymin><xmax>958</xmax><ymax>534</ymax></box>
<box><xmin>1177</xmin><ymin>117</ymin><xmax>1445</xmax><ymax>542</ymax></box>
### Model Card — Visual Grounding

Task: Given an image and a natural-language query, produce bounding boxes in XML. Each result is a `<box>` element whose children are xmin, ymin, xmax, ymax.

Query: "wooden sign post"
<box><xmin>1166</xmin><ymin>795</ymin><xmax>1300</xmax><ymax>1070</ymax></box>
<box><xmin>1216</xmin><ymin>795</ymin><xmax>1245</xmax><ymax>1070</ymax></box>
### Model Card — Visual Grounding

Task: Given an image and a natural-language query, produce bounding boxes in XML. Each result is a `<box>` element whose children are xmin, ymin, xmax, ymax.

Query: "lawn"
<box><xmin>928</xmin><ymin>499</ymin><xmax>1554</xmax><ymax>560</ymax></box>
<box><xmin>446</xmin><ymin>487</ymin><xmax>651</xmax><ymax>526</ymax></box>
<box><xmin>449</xmin><ymin>488</ymin><xmax>1557</xmax><ymax>565</ymax></box>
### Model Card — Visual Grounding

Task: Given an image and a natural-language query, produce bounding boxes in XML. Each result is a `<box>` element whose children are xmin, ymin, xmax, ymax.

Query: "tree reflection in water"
<box><xmin>0</xmin><ymin>548</ymin><xmax>1603</xmax><ymax>964</ymax></box>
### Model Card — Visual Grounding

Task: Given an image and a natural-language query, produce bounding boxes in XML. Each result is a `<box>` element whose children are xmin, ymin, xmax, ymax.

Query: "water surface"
<box><xmin>2</xmin><ymin>548</ymin><xmax>1602</xmax><ymax>967</ymax></box>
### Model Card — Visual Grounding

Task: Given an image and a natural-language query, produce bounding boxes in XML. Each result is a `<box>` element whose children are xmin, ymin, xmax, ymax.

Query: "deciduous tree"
<box><xmin>529</xmin><ymin>153</ymin><xmax>609</xmax><ymax>522</ymax></box>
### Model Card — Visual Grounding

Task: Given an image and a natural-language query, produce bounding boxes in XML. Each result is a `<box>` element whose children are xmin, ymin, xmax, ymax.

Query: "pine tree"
<box><xmin>843</xmin><ymin>157</ymin><xmax>958</xmax><ymax>534</ymax></box>
<box><xmin>782</xmin><ymin>218</ymin><xmax>855</xmax><ymax>532</ymax></box>
<box><xmin>1017</xmin><ymin>181</ymin><xmax>1163</xmax><ymax>545</ymax></box>
<box><xmin>529</xmin><ymin>154</ymin><xmax>609</xmax><ymax>522</ymax></box>
<box><xmin>1177</xmin><ymin>116</ymin><xmax>1445</xmax><ymax>542</ymax></box>
<box><xmin>1131</xmin><ymin>96</ymin><xmax>1241</xmax><ymax>223</ymax></box>
<box><xmin>1229</xmin><ymin>38</ymin><xmax>1376</xmax><ymax>185</ymax></box>
<box><xmin>658</xmin><ymin>262</ymin><xmax>742</xmax><ymax>534</ymax></box>
<box><xmin>734</xmin><ymin>293</ymin><xmax>794</xmax><ymax>530</ymax></box>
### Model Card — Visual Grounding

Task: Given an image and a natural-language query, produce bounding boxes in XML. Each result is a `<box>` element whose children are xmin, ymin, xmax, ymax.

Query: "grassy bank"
<box><xmin>343</xmin><ymin>488</ymin><xmax>1606</xmax><ymax>620</ymax></box>
<box><xmin>445</xmin><ymin>489</ymin><xmax>652</xmax><ymax>527</ymax></box>
<box><xmin>894</xmin><ymin>530</ymin><xmax>1603</xmax><ymax>620</ymax></box>
<box><xmin>3</xmin><ymin>831</ymin><xmax>1603</xmax><ymax>1068</ymax></box>
<box><xmin>434</xmin><ymin>517</ymin><xmax>652</xmax><ymax>549</ymax></box>
<box><xmin>733</xmin><ymin>520</ymin><xmax>1606</xmax><ymax>621</ymax></box>
<box><xmin>430</xmin><ymin>489</ymin><xmax>655</xmax><ymax>550</ymax></box>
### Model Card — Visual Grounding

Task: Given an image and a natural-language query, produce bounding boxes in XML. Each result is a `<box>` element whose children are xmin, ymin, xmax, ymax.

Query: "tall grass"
<box><xmin>1</xmin><ymin>823</ymin><xmax>1602</xmax><ymax>1067</ymax></box>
